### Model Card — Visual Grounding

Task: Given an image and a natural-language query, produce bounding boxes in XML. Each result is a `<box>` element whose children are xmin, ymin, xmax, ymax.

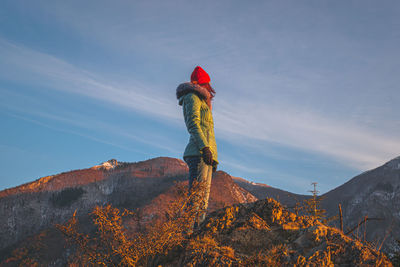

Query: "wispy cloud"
<box><xmin>1</xmin><ymin>36</ymin><xmax>399</xmax><ymax>172</ymax></box>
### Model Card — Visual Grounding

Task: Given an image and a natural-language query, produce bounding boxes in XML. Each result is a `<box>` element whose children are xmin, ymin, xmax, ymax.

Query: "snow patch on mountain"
<box><xmin>92</xmin><ymin>159</ymin><xmax>119</xmax><ymax>170</ymax></box>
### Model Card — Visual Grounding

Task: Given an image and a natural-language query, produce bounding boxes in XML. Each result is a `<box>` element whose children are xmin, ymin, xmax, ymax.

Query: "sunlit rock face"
<box><xmin>161</xmin><ymin>198</ymin><xmax>392</xmax><ymax>266</ymax></box>
<box><xmin>321</xmin><ymin>156</ymin><xmax>400</xmax><ymax>253</ymax></box>
<box><xmin>0</xmin><ymin>157</ymin><xmax>257</xmax><ymax>254</ymax></box>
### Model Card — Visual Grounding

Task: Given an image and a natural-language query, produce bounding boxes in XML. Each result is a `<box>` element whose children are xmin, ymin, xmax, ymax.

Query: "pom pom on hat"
<box><xmin>190</xmin><ymin>66</ymin><xmax>210</xmax><ymax>84</ymax></box>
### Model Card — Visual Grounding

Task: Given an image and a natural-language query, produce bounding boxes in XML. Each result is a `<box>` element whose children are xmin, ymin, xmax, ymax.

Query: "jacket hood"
<box><xmin>176</xmin><ymin>82</ymin><xmax>212</xmax><ymax>107</ymax></box>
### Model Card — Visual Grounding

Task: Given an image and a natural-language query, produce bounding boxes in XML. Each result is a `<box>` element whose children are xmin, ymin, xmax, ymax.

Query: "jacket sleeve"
<box><xmin>183</xmin><ymin>94</ymin><xmax>208</xmax><ymax>150</ymax></box>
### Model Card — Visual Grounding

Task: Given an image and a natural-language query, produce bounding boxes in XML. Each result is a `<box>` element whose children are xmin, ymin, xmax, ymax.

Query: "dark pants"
<box><xmin>184</xmin><ymin>156</ymin><xmax>213</xmax><ymax>228</ymax></box>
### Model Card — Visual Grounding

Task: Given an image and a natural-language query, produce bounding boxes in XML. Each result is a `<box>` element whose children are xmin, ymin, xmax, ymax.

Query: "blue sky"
<box><xmin>0</xmin><ymin>1</ymin><xmax>399</xmax><ymax>194</ymax></box>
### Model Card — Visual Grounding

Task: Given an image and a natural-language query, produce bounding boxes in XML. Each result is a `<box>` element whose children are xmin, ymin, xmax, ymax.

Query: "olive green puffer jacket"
<box><xmin>176</xmin><ymin>82</ymin><xmax>218</xmax><ymax>164</ymax></box>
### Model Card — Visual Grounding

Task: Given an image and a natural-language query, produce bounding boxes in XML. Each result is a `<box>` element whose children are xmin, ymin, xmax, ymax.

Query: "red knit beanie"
<box><xmin>190</xmin><ymin>66</ymin><xmax>210</xmax><ymax>84</ymax></box>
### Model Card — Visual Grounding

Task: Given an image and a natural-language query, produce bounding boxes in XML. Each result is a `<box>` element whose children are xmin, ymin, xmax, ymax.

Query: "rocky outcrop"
<box><xmin>160</xmin><ymin>198</ymin><xmax>392</xmax><ymax>266</ymax></box>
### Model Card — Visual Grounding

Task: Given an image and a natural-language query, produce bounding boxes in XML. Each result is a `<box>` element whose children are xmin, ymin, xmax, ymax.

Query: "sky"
<box><xmin>0</xmin><ymin>1</ymin><xmax>399</xmax><ymax>194</ymax></box>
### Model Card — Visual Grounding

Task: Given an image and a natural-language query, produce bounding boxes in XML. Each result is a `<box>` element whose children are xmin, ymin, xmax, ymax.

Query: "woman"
<box><xmin>176</xmin><ymin>66</ymin><xmax>218</xmax><ymax>229</ymax></box>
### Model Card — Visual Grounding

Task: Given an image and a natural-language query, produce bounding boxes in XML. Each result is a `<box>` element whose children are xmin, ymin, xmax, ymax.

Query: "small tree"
<box><xmin>303</xmin><ymin>182</ymin><xmax>329</xmax><ymax>223</ymax></box>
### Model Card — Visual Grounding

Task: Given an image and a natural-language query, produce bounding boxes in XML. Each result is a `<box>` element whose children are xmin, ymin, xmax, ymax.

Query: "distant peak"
<box><xmin>92</xmin><ymin>159</ymin><xmax>119</xmax><ymax>170</ymax></box>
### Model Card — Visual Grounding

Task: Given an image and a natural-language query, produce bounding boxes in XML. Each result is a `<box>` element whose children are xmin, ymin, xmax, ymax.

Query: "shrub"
<box><xmin>56</xmin><ymin>181</ymin><xmax>206</xmax><ymax>266</ymax></box>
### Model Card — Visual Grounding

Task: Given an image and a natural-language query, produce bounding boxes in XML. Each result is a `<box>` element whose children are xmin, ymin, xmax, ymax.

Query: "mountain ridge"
<box><xmin>0</xmin><ymin>157</ymin><xmax>187</xmax><ymax>198</ymax></box>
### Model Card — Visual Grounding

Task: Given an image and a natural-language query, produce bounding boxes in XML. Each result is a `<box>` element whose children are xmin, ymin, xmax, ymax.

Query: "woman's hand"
<box><xmin>212</xmin><ymin>161</ymin><xmax>218</xmax><ymax>173</ymax></box>
<box><xmin>202</xmin><ymin>147</ymin><xmax>213</xmax><ymax>165</ymax></box>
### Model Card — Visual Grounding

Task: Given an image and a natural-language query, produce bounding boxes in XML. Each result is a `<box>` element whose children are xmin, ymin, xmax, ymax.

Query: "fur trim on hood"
<box><xmin>176</xmin><ymin>82</ymin><xmax>213</xmax><ymax>109</ymax></box>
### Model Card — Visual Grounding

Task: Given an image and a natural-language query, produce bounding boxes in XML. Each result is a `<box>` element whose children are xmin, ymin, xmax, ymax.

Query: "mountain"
<box><xmin>321</xmin><ymin>156</ymin><xmax>400</xmax><ymax>253</ymax></box>
<box><xmin>0</xmin><ymin>157</ymin><xmax>256</xmax><ymax>263</ymax></box>
<box><xmin>1</xmin><ymin>155</ymin><xmax>399</xmax><ymax>265</ymax></box>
